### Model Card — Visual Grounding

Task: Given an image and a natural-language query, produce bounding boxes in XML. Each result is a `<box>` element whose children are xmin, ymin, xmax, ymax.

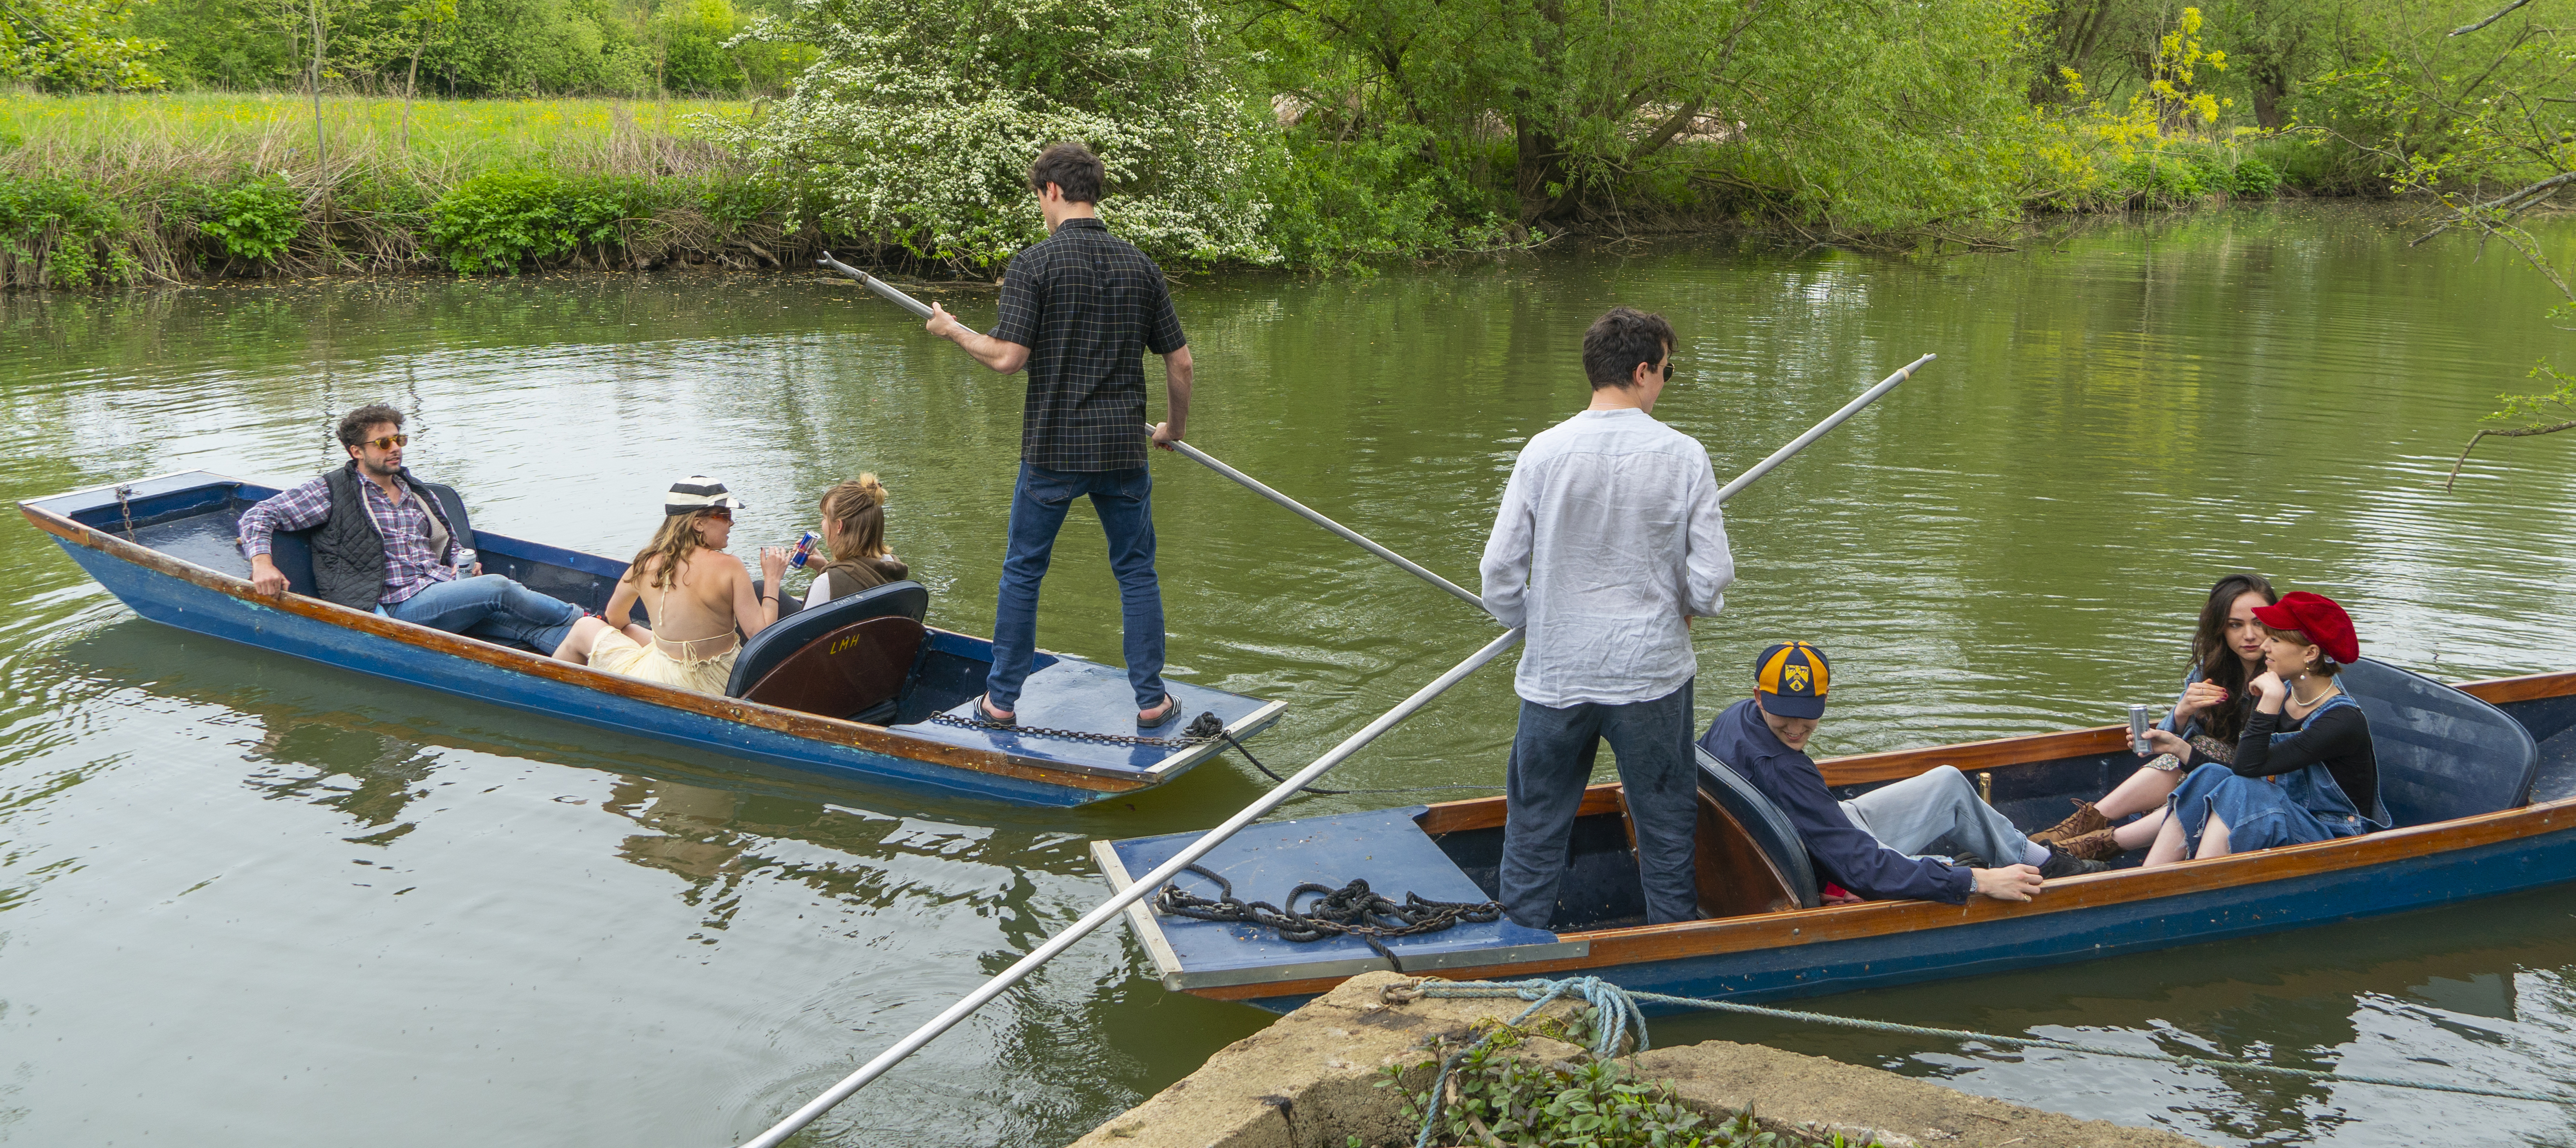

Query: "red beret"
<box><xmin>2251</xmin><ymin>591</ymin><xmax>2359</xmax><ymax>665</ymax></box>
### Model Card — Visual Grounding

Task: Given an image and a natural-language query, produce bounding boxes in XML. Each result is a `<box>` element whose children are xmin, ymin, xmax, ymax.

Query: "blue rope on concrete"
<box><xmin>1397</xmin><ymin>976</ymin><xmax>2572</xmax><ymax>1148</ymax></box>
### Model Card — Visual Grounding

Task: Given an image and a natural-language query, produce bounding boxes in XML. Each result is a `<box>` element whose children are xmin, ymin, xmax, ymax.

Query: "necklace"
<box><xmin>2288</xmin><ymin>678</ymin><xmax>2334</xmax><ymax>708</ymax></box>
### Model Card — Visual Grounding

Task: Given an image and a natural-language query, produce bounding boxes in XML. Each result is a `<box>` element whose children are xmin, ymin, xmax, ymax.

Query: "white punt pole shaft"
<box><xmin>1715</xmin><ymin>354</ymin><xmax>1934</xmax><ymax>503</ymax></box>
<box><xmin>1162</xmin><ymin>437</ymin><xmax>1485</xmax><ymax>610</ymax></box>
<box><xmin>736</xmin><ymin>627</ymin><xmax>1526</xmax><ymax>1148</ymax></box>
<box><xmin>732</xmin><ymin>352</ymin><xmax>1937</xmax><ymax>1147</ymax></box>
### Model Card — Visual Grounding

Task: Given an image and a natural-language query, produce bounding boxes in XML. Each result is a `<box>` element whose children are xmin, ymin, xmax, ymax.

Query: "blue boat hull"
<box><xmin>1234</xmin><ymin>816</ymin><xmax>2576</xmax><ymax>1012</ymax></box>
<box><xmin>53</xmin><ymin>538</ymin><xmax>1108</xmax><ymax>805</ymax></box>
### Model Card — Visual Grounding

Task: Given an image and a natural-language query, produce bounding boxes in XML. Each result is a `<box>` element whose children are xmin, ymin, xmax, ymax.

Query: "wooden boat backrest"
<box><xmin>2343</xmin><ymin>657</ymin><xmax>2540</xmax><ymax>827</ymax></box>
<box><xmin>725</xmin><ymin>580</ymin><xmax>930</xmax><ymax>700</ymax></box>
<box><xmin>739</xmin><ymin>614</ymin><xmax>926</xmax><ymax>722</ymax></box>
<box><xmin>1695</xmin><ymin>747</ymin><xmax>1821</xmax><ymax>909</ymax></box>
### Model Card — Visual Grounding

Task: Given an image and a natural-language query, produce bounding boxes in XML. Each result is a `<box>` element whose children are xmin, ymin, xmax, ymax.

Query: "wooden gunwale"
<box><xmin>1181</xmin><ymin>673</ymin><xmax>2576</xmax><ymax>1002</ymax></box>
<box><xmin>20</xmin><ymin>501</ymin><xmax>1146</xmax><ymax>795</ymax></box>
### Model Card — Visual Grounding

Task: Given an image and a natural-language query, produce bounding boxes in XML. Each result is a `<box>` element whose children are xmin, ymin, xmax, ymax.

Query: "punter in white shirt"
<box><xmin>1478</xmin><ymin>306</ymin><xmax>1735</xmax><ymax>929</ymax></box>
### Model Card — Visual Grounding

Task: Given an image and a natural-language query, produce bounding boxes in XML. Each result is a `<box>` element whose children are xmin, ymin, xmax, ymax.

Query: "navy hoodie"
<box><xmin>1697</xmin><ymin>697</ymin><xmax>1972</xmax><ymax>904</ymax></box>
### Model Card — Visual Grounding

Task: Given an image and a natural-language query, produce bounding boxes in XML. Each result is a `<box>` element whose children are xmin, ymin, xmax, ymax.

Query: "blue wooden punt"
<box><xmin>1095</xmin><ymin>658</ymin><xmax>2576</xmax><ymax>1010</ymax></box>
<box><xmin>21</xmin><ymin>471</ymin><xmax>1285</xmax><ymax>806</ymax></box>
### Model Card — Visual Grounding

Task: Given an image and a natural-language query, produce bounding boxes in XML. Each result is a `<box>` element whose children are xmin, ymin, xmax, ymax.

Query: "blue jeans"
<box><xmin>987</xmin><ymin>463</ymin><xmax>1165</xmax><ymax>711</ymax></box>
<box><xmin>1500</xmin><ymin>680</ymin><xmax>1699</xmax><ymax>929</ymax></box>
<box><xmin>387</xmin><ymin>574</ymin><xmax>580</xmax><ymax>655</ymax></box>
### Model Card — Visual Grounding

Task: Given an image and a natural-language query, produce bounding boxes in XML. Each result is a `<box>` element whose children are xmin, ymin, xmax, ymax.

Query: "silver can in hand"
<box><xmin>2128</xmin><ymin>703</ymin><xmax>2152</xmax><ymax>755</ymax></box>
<box><xmin>452</xmin><ymin>546</ymin><xmax>478</xmax><ymax>577</ymax></box>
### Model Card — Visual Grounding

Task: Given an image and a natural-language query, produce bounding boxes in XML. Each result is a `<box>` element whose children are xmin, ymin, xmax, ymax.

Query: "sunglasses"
<box><xmin>1660</xmin><ymin>360</ymin><xmax>1675</xmax><ymax>381</ymax></box>
<box><xmin>702</xmin><ymin>508</ymin><xmax>734</xmax><ymax>521</ymax></box>
<box><xmin>361</xmin><ymin>434</ymin><xmax>410</xmax><ymax>450</ymax></box>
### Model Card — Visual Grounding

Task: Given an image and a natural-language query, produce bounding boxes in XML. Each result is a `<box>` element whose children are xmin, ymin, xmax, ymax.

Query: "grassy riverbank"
<box><xmin>0</xmin><ymin>91</ymin><xmax>803</xmax><ymax>287</ymax></box>
<box><xmin>0</xmin><ymin>86</ymin><xmax>2356</xmax><ymax>290</ymax></box>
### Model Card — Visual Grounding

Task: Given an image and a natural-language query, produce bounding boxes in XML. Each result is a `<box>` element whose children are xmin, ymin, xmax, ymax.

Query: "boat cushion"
<box><xmin>725</xmin><ymin>580</ymin><xmax>929</xmax><ymax>700</ymax></box>
<box><xmin>738</xmin><ymin>614</ymin><xmax>925</xmax><ymax>720</ymax></box>
<box><xmin>1695</xmin><ymin>747</ymin><xmax>1822</xmax><ymax>909</ymax></box>
<box><xmin>260</xmin><ymin>482</ymin><xmax>476</xmax><ymax>603</ymax></box>
<box><xmin>2340</xmin><ymin>657</ymin><xmax>2539</xmax><ymax>827</ymax></box>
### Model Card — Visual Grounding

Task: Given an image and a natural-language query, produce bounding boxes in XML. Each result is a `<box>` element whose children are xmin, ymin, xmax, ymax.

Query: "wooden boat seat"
<box><xmin>2342</xmin><ymin>658</ymin><xmax>2540</xmax><ymax>827</ymax></box>
<box><xmin>724</xmin><ymin>580</ymin><xmax>929</xmax><ymax>704</ymax></box>
<box><xmin>1694</xmin><ymin>747</ymin><xmax>1822</xmax><ymax>910</ymax></box>
<box><xmin>736</xmin><ymin>615</ymin><xmax>925</xmax><ymax>722</ymax></box>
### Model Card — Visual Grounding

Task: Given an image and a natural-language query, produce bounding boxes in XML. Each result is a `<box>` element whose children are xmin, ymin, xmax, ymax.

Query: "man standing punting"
<box><xmin>925</xmin><ymin>141</ymin><xmax>1196</xmax><ymax>729</ymax></box>
<box><xmin>1479</xmin><ymin>306</ymin><xmax>1734</xmax><ymax>929</ymax></box>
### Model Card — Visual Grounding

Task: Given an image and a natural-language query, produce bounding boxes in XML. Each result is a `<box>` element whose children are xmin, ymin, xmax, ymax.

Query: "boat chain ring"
<box><xmin>1153</xmin><ymin>863</ymin><xmax>1505</xmax><ymax>969</ymax></box>
<box><xmin>929</xmin><ymin>707</ymin><xmax>1228</xmax><ymax>749</ymax></box>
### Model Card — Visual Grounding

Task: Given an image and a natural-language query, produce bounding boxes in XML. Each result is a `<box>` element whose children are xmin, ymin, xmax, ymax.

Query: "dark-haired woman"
<box><xmin>589</xmin><ymin>476</ymin><xmax>789</xmax><ymax>695</ymax></box>
<box><xmin>804</xmin><ymin>474</ymin><xmax>912</xmax><ymax>607</ymax></box>
<box><xmin>2031</xmin><ymin>573</ymin><xmax>2280</xmax><ymax>858</ymax></box>
<box><xmin>2139</xmin><ymin>591</ymin><xmax>2386</xmax><ymax>864</ymax></box>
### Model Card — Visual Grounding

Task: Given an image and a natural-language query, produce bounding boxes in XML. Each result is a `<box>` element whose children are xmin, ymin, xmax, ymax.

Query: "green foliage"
<box><xmin>714</xmin><ymin>0</ymin><xmax>1275</xmax><ymax>269</ymax></box>
<box><xmin>190</xmin><ymin>172</ymin><xmax>305</xmax><ymax>263</ymax></box>
<box><xmin>0</xmin><ymin>0</ymin><xmax>165</xmax><ymax>91</ymax></box>
<box><xmin>0</xmin><ymin>173</ymin><xmax>139</xmax><ymax>285</ymax></box>
<box><xmin>425</xmin><ymin>167</ymin><xmax>646</xmax><ymax>271</ymax></box>
<box><xmin>1379</xmin><ymin>1017</ymin><xmax>1877</xmax><ymax>1148</ymax></box>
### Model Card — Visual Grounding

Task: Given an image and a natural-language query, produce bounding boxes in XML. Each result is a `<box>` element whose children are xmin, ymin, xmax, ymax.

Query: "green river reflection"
<box><xmin>3</xmin><ymin>205</ymin><xmax>2574</xmax><ymax>1146</ymax></box>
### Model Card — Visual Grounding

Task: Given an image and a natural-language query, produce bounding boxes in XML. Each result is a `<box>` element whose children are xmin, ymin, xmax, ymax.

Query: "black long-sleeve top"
<box><xmin>2189</xmin><ymin>703</ymin><xmax>2379</xmax><ymax>816</ymax></box>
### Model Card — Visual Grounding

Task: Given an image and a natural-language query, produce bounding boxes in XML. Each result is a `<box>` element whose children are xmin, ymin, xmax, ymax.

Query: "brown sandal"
<box><xmin>2058</xmin><ymin>827</ymin><xmax>2124</xmax><ymax>861</ymax></box>
<box><xmin>2028</xmin><ymin>799</ymin><xmax>2110</xmax><ymax>846</ymax></box>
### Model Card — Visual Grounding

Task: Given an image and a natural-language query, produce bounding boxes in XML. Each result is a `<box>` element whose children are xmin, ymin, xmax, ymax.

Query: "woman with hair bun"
<box><xmin>2032</xmin><ymin>572</ymin><xmax>2279</xmax><ymax>858</ymax></box>
<box><xmin>2137</xmin><ymin>590</ymin><xmax>2389</xmax><ymax>865</ymax></box>
<box><xmin>805</xmin><ymin>474</ymin><xmax>912</xmax><ymax>607</ymax></box>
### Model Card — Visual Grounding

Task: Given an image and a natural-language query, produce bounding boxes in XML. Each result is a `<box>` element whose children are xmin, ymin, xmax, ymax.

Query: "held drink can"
<box><xmin>789</xmin><ymin>531</ymin><xmax>820</xmax><ymax>569</ymax></box>
<box><xmin>2128</xmin><ymin>704</ymin><xmax>2152</xmax><ymax>755</ymax></box>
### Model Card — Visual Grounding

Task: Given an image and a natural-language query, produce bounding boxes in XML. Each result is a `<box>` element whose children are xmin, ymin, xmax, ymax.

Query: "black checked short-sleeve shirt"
<box><xmin>987</xmin><ymin>218</ymin><xmax>1188</xmax><ymax>472</ymax></box>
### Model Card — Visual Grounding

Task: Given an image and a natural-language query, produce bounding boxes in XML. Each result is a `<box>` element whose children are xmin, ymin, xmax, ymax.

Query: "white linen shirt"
<box><xmin>1479</xmin><ymin>408</ymin><xmax>1735</xmax><ymax>707</ymax></box>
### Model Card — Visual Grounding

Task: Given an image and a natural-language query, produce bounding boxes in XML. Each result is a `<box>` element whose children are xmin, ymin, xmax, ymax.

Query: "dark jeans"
<box><xmin>986</xmin><ymin>463</ymin><xmax>1165</xmax><ymax>711</ymax></box>
<box><xmin>1500</xmin><ymin>679</ymin><xmax>1699</xmax><ymax>929</ymax></box>
<box><xmin>386</xmin><ymin>573</ymin><xmax>580</xmax><ymax>654</ymax></box>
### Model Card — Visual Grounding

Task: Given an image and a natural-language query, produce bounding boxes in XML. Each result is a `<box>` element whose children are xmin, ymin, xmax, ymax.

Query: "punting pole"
<box><xmin>1716</xmin><ymin>353</ymin><xmax>1935</xmax><ymax>502</ymax></box>
<box><xmin>817</xmin><ymin>252</ymin><xmax>936</xmax><ymax>320</ymax></box>
<box><xmin>816</xmin><ymin>251</ymin><xmax>1486</xmax><ymax>610</ymax></box>
<box><xmin>1158</xmin><ymin>436</ymin><xmax>1485</xmax><ymax>610</ymax></box>
<box><xmin>734</xmin><ymin>626</ymin><xmax>1527</xmax><ymax>1148</ymax></box>
<box><xmin>731</xmin><ymin>353</ymin><xmax>1941</xmax><ymax>1148</ymax></box>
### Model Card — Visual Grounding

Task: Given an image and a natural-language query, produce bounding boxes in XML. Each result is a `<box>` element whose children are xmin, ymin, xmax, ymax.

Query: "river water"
<box><xmin>3</xmin><ymin>205</ymin><xmax>2574</xmax><ymax>1147</ymax></box>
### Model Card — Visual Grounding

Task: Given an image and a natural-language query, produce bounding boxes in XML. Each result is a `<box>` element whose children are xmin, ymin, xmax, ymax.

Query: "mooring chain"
<box><xmin>930</xmin><ymin>708</ymin><xmax>1227</xmax><ymax>749</ymax></box>
<box><xmin>1154</xmin><ymin>863</ymin><xmax>1503</xmax><ymax>968</ymax></box>
<box><xmin>114</xmin><ymin>483</ymin><xmax>137</xmax><ymax>541</ymax></box>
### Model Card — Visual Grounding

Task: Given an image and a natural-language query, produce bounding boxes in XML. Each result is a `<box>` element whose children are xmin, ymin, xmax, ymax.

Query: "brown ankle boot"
<box><xmin>2029</xmin><ymin>799</ymin><xmax>2110</xmax><ymax>846</ymax></box>
<box><xmin>2058</xmin><ymin>827</ymin><xmax>2124</xmax><ymax>861</ymax></box>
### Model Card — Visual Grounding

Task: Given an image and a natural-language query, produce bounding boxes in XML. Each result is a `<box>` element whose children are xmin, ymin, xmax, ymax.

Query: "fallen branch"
<box><xmin>2446</xmin><ymin>419</ymin><xmax>2576</xmax><ymax>490</ymax></box>
<box><xmin>2452</xmin><ymin>0</ymin><xmax>2538</xmax><ymax>36</ymax></box>
<box><xmin>2410</xmin><ymin>170</ymin><xmax>2576</xmax><ymax>246</ymax></box>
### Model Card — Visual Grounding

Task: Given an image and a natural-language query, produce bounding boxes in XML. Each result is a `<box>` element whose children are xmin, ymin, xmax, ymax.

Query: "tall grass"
<box><xmin>0</xmin><ymin>91</ymin><xmax>834</xmax><ymax>288</ymax></box>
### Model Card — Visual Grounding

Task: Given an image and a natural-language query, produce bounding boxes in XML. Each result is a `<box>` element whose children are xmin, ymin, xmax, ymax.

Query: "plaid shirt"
<box><xmin>988</xmin><ymin>218</ymin><xmax>1188</xmax><ymax>471</ymax></box>
<box><xmin>237</xmin><ymin>469</ymin><xmax>458</xmax><ymax>605</ymax></box>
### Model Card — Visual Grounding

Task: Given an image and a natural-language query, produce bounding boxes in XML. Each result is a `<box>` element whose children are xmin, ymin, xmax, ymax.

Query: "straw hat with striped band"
<box><xmin>664</xmin><ymin>476</ymin><xmax>747</xmax><ymax>516</ymax></box>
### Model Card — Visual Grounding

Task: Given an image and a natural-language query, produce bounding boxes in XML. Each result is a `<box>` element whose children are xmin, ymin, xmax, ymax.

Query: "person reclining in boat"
<box><xmin>235</xmin><ymin>403</ymin><xmax>618</xmax><ymax>664</ymax></box>
<box><xmin>588</xmin><ymin>476</ymin><xmax>789</xmax><ymax>695</ymax></box>
<box><xmin>803</xmin><ymin>474</ymin><xmax>912</xmax><ymax>608</ymax></box>
<box><xmin>2133</xmin><ymin>591</ymin><xmax>2388</xmax><ymax>865</ymax></box>
<box><xmin>1699</xmin><ymin>641</ymin><xmax>2097</xmax><ymax>906</ymax></box>
<box><xmin>2030</xmin><ymin>573</ymin><xmax>2280</xmax><ymax>860</ymax></box>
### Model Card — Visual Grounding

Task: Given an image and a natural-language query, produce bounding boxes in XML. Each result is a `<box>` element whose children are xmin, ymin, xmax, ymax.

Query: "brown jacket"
<box><xmin>819</xmin><ymin>556</ymin><xmax>910</xmax><ymax>603</ymax></box>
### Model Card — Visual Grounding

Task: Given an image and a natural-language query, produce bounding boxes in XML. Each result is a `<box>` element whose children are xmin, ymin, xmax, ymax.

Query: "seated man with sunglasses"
<box><xmin>236</xmin><ymin>404</ymin><xmax>611</xmax><ymax>663</ymax></box>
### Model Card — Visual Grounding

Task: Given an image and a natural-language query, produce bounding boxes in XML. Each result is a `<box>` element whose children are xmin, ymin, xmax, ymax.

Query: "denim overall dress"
<box><xmin>2166</xmin><ymin>692</ymin><xmax>2389</xmax><ymax>855</ymax></box>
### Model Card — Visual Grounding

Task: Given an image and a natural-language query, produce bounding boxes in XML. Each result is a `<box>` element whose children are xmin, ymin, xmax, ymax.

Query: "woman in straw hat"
<box><xmin>590</xmin><ymin>477</ymin><xmax>790</xmax><ymax>695</ymax></box>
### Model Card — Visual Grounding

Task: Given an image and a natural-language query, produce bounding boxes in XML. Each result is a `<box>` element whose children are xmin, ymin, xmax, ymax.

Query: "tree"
<box><xmin>0</xmin><ymin>0</ymin><xmax>166</xmax><ymax>90</ymax></box>
<box><xmin>714</xmin><ymin>0</ymin><xmax>1274</xmax><ymax>267</ymax></box>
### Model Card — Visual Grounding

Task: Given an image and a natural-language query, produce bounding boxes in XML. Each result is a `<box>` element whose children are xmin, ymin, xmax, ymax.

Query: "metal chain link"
<box><xmin>930</xmin><ymin>707</ymin><xmax>1224</xmax><ymax>749</ymax></box>
<box><xmin>114</xmin><ymin>483</ymin><xmax>137</xmax><ymax>540</ymax></box>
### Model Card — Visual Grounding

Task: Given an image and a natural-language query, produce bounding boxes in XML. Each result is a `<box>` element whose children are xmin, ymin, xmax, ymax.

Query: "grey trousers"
<box><xmin>1499</xmin><ymin>680</ymin><xmax>1699</xmax><ymax>929</ymax></box>
<box><xmin>1841</xmin><ymin>765</ymin><xmax>2032</xmax><ymax>867</ymax></box>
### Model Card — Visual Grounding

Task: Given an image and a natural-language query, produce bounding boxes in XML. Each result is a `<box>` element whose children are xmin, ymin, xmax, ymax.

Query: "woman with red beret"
<box><xmin>2135</xmin><ymin>591</ymin><xmax>2390</xmax><ymax>864</ymax></box>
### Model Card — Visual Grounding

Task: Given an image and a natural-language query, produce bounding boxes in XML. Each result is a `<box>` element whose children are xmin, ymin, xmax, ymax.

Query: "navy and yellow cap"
<box><xmin>1754</xmin><ymin>641</ymin><xmax>1830</xmax><ymax>719</ymax></box>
